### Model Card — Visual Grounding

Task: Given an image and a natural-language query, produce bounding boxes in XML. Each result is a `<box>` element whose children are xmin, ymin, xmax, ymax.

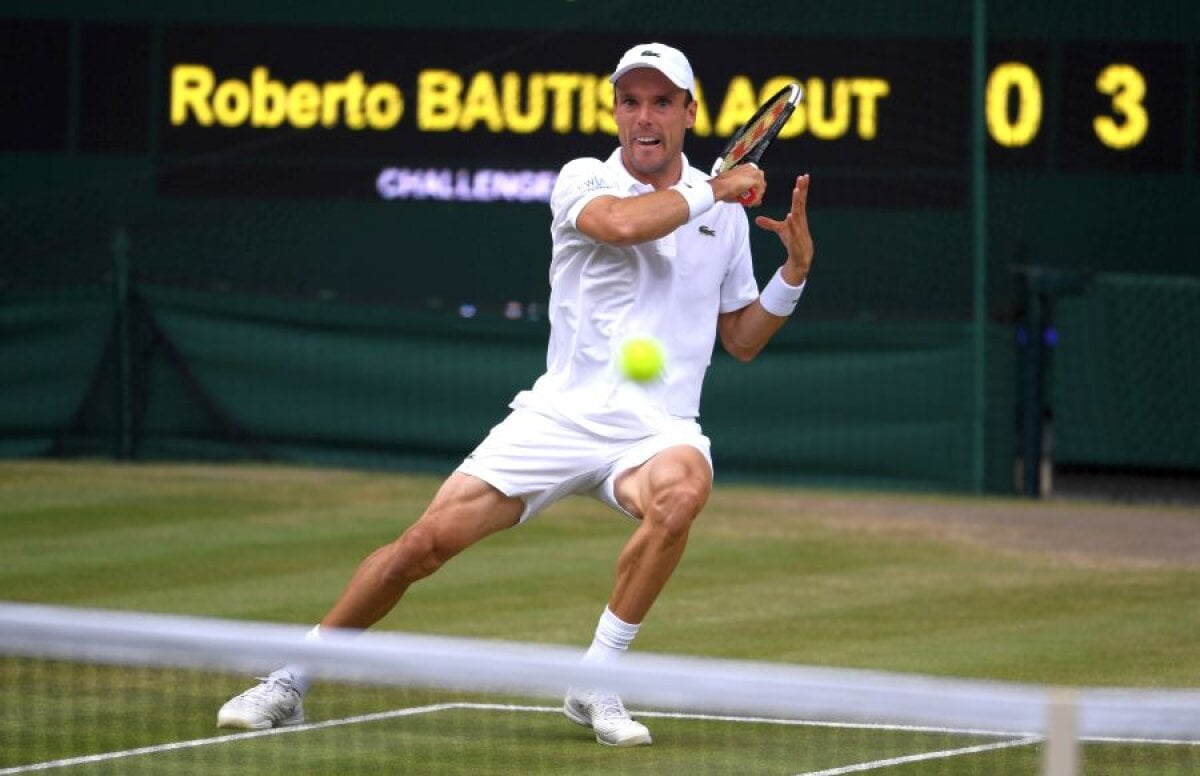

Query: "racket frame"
<box><xmin>710</xmin><ymin>83</ymin><xmax>802</xmax><ymax>177</ymax></box>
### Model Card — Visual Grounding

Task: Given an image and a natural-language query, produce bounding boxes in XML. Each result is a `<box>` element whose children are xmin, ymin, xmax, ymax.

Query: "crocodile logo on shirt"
<box><xmin>699</xmin><ymin>225</ymin><xmax>716</xmax><ymax>237</ymax></box>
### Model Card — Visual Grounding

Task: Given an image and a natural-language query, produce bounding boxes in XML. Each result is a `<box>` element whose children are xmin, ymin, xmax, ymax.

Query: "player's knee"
<box><xmin>384</xmin><ymin>525</ymin><xmax>451</xmax><ymax>585</ymax></box>
<box><xmin>672</xmin><ymin>477</ymin><xmax>710</xmax><ymax>518</ymax></box>
<box><xmin>647</xmin><ymin>481</ymin><xmax>708</xmax><ymax>540</ymax></box>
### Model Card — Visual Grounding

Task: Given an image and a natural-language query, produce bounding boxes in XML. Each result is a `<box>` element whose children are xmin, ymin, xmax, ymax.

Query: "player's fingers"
<box><xmin>772</xmin><ymin>211</ymin><xmax>802</xmax><ymax>244</ymax></box>
<box><xmin>791</xmin><ymin>175</ymin><xmax>810</xmax><ymax>212</ymax></box>
<box><xmin>787</xmin><ymin>176</ymin><xmax>810</xmax><ymax>229</ymax></box>
<box><xmin>753</xmin><ymin>214</ymin><xmax>785</xmax><ymax>233</ymax></box>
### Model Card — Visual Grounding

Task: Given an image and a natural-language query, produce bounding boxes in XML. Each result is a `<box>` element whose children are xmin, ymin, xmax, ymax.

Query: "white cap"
<box><xmin>609</xmin><ymin>42</ymin><xmax>694</xmax><ymax>92</ymax></box>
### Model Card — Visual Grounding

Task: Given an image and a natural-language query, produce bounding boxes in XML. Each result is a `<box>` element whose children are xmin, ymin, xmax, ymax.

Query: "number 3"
<box><xmin>1094</xmin><ymin>64</ymin><xmax>1148</xmax><ymax>150</ymax></box>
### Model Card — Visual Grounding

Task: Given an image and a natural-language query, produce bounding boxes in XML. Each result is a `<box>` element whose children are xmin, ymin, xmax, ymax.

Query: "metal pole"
<box><xmin>111</xmin><ymin>227</ymin><xmax>133</xmax><ymax>459</ymax></box>
<box><xmin>1042</xmin><ymin>688</ymin><xmax>1080</xmax><ymax>776</ymax></box>
<box><xmin>971</xmin><ymin>0</ymin><xmax>989</xmax><ymax>493</ymax></box>
<box><xmin>1022</xmin><ymin>278</ymin><xmax>1045</xmax><ymax>497</ymax></box>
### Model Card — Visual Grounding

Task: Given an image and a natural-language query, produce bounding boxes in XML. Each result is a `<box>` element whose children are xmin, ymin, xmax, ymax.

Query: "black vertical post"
<box><xmin>970</xmin><ymin>0</ymin><xmax>988</xmax><ymax>493</ymax></box>
<box><xmin>1021</xmin><ymin>275</ymin><xmax>1045</xmax><ymax>497</ymax></box>
<box><xmin>112</xmin><ymin>227</ymin><xmax>133</xmax><ymax>459</ymax></box>
<box><xmin>1016</xmin><ymin>267</ymin><xmax>1090</xmax><ymax>497</ymax></box>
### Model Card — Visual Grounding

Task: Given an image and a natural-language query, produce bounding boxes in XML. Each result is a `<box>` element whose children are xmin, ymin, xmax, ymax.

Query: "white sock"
<box><xmin>583</xmin><ymin>607</ymin><xmax>640</xmax><ymax>665</ymax></box>
<box><xmin>271</xmin><ymin>625</ymin><xmax>320</xmax><ymax>695</ymax></box>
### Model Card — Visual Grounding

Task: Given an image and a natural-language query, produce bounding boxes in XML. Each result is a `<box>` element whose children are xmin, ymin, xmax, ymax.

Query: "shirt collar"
<box><xmin>607</xmin><ymin>147</ymin><xmax>698</xmax><ymax>194</ymax></box>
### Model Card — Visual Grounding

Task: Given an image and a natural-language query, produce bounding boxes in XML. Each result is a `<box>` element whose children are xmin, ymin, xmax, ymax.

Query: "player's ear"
<box><xmin>684</xmin><ymin>94</ymin><xmax>697</xmax><ymax>129</ymax></box>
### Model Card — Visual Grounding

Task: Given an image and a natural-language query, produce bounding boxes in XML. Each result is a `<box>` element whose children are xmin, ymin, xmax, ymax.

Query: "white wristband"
<box><xmin>671</xmin><ymin>181</ymin><xmax>715</xmax><ymax>222</ymax></box>
<box><xmin>759</xmin><ymin>268</ymin><xmax>806</xmax><ymax>317</ymax></box>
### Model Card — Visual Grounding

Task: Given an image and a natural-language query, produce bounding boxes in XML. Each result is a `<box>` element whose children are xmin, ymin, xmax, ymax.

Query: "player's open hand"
<box><xmin>754</xmin><ymin>174</ymin><xmax>813</xmax><ymax>282</ymax></box>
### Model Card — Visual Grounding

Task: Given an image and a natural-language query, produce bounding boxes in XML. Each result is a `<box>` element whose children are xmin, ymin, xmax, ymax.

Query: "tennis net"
<box><xmin>2</xmin><ymin>602</ymin><xmax>1197</xmax><ymax>775</ymax></box>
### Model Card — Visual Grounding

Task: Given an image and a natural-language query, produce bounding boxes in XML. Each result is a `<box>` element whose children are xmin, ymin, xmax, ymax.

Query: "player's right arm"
<box><xmin>571</xmin><ymin>166</ymin><xmax>764</xmax><ymax>247</ymax></box>
<box><xmin>576</xmin><ymin>189</ymin><xmax>692</xmax><ymax>246</ymax></box>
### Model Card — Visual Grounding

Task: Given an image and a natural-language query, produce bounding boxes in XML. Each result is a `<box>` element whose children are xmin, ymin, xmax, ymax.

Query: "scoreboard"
<box><xmin>5</xmin><ymin>21</ymin><xmax>1196</xmax><ymax>207</ymax></box>
<box><xmin>2</xmin><ymin>7</ymin><xmax>1198</xmax><ymax>319</ymax></box>
<box><xmin>154</xmin><ymin>28</ymin><xmax>1200</xmax><ymax>203</ymax></box>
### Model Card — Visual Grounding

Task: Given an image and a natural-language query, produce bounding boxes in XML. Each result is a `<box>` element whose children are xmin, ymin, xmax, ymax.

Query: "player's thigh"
<box><xmin>411</xmin><ymin>471</ymin><xmax>524</xmax><ymax>554</ymax></box>
<box><xmin>613</xmin><ymin>445</ymin><xmax>713</xmax><ymax>522</ymax></box>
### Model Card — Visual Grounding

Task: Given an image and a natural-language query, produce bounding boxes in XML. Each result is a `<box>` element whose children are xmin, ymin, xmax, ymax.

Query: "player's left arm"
<box><xmin>717</xmin><ymin>175</ymin><xmax>814</xmax><ymax>362</ymax></box>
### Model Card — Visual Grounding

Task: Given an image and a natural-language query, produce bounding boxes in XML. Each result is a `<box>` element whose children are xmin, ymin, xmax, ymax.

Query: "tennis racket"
<box><xmin>710</xmin><ymin>83</ymin><xmax>802</xmax><ymax>204</ymax></box>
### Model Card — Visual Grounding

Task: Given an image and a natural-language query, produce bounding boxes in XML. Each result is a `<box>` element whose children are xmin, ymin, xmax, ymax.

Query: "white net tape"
<box><xmin>3</xmin><ymin>602</ymin><xmax>1197</xmax><ymax>743</ymax></box>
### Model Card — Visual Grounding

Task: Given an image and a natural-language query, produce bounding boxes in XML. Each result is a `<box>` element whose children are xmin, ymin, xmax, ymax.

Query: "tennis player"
<box><xmin>219</xmin><ymin>42</ymin><xmax>814</xmax><ymax>747</ymax></box>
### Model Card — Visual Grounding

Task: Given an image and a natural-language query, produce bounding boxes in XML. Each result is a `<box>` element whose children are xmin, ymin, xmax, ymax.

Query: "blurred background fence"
<box><xmin>2</xmin><ymin>0</ymin><xmax>1197</xmax><ymax>496</ymax></box>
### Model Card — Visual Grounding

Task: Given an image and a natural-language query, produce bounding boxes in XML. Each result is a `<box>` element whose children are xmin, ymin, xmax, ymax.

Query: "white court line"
<box><xmin>4</xmin><ymin>703</ymin><xmax>1191</xmax><ymax>774</ymax></box>
<box><xmin>0</xmin><ymin>703</ymin><xmax>462</xmax><ymax>774</ymax></box>
<box><xmin>792</xmin><ymin>736</ymin><xmax>1042</xmax><ymax>776</ymax></box>
<box><xmin>632</xmin><ymin>709</ymin><xmax>1025</xmax><ymax>739</ymax></box>
<box><xmin>1084</xmin><ymin>734</ymin><xmax>1200</xmax><ymax>747</ymax></box>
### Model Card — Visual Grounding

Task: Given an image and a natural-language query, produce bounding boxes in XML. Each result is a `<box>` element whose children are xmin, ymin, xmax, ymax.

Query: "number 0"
<box><xmin>986</xmin><ymin>62</ymin><xmax>1042</xmax><ymax>147</ymax></box>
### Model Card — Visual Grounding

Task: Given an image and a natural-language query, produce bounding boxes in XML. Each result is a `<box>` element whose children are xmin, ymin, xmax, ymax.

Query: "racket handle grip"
<box><xmin>737</xmin><ymin>161</ymin><xmax>760</xmax><ymax>205</ymax></box>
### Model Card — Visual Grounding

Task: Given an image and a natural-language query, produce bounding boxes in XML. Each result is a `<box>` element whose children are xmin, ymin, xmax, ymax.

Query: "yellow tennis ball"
<box><xmin>620</xmin><ymin>336</ymin><xmax>666</xmax><ymax>383</ymax></box>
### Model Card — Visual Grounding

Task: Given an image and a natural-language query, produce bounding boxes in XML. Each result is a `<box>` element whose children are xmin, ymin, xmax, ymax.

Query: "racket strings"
<box><xmin>716</xmin><ymin>85</ymin><xmax>800</xmax><ymax>173</ymax></box>
<box><xmin>727</xmin><ymin>100</ymin><xmax>788</xmax><ymax>161</ymax></box>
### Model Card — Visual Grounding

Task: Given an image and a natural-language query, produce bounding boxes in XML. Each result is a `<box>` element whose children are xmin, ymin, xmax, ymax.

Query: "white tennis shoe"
<box><xmin>563</xmin><ymin>688</ymin><xmax>652</xmax><ymax>747</ymax></box>
<box><xmin>217</xmin><ymin>673</ymin><xmax>305</xmax><ymax>730</ymax></box>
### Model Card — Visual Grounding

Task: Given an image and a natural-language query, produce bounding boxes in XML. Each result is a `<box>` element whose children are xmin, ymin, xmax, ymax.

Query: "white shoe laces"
<box><xmin>233</xmin><ymin>675</ymin><xmax>296</xmax><ymax>712</ymax></box>
<box><xmin>589</xmin><ymin>693</ymin><xmax>630</xmax><ymax>722</ymax></box>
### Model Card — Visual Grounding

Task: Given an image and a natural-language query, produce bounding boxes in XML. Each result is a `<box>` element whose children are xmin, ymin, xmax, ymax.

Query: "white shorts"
<box><xmin>456</xmin><ymin>407</ymin><xmax>713</xmax><ymax>523</ymax></box>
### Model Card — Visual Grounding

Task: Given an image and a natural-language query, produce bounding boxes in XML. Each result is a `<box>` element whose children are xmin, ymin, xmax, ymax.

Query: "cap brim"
<box><xmin>609</xmin><ymin>63</ymin><xmax>690</xmax><ymax>91</ymax></box>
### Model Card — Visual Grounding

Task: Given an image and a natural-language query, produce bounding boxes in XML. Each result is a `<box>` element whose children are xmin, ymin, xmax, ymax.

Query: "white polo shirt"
<box><xmin>509</xmin><ymin>147</ymin><xmax>760</xmax><ymax>439</ymax></box>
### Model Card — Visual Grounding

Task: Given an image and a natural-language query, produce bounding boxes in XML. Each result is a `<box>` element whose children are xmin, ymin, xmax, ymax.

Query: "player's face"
<box><xmin>613</xmin><ymin>68</ymin><xmax>696</xmax><ymax>188</ymax></box>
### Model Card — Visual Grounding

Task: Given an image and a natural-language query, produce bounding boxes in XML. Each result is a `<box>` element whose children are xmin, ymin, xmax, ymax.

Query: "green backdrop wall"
<box><xmin>3</xmin><ymin>1</ymin><xmax>1197</xmax><ymax>492</ymax></box>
